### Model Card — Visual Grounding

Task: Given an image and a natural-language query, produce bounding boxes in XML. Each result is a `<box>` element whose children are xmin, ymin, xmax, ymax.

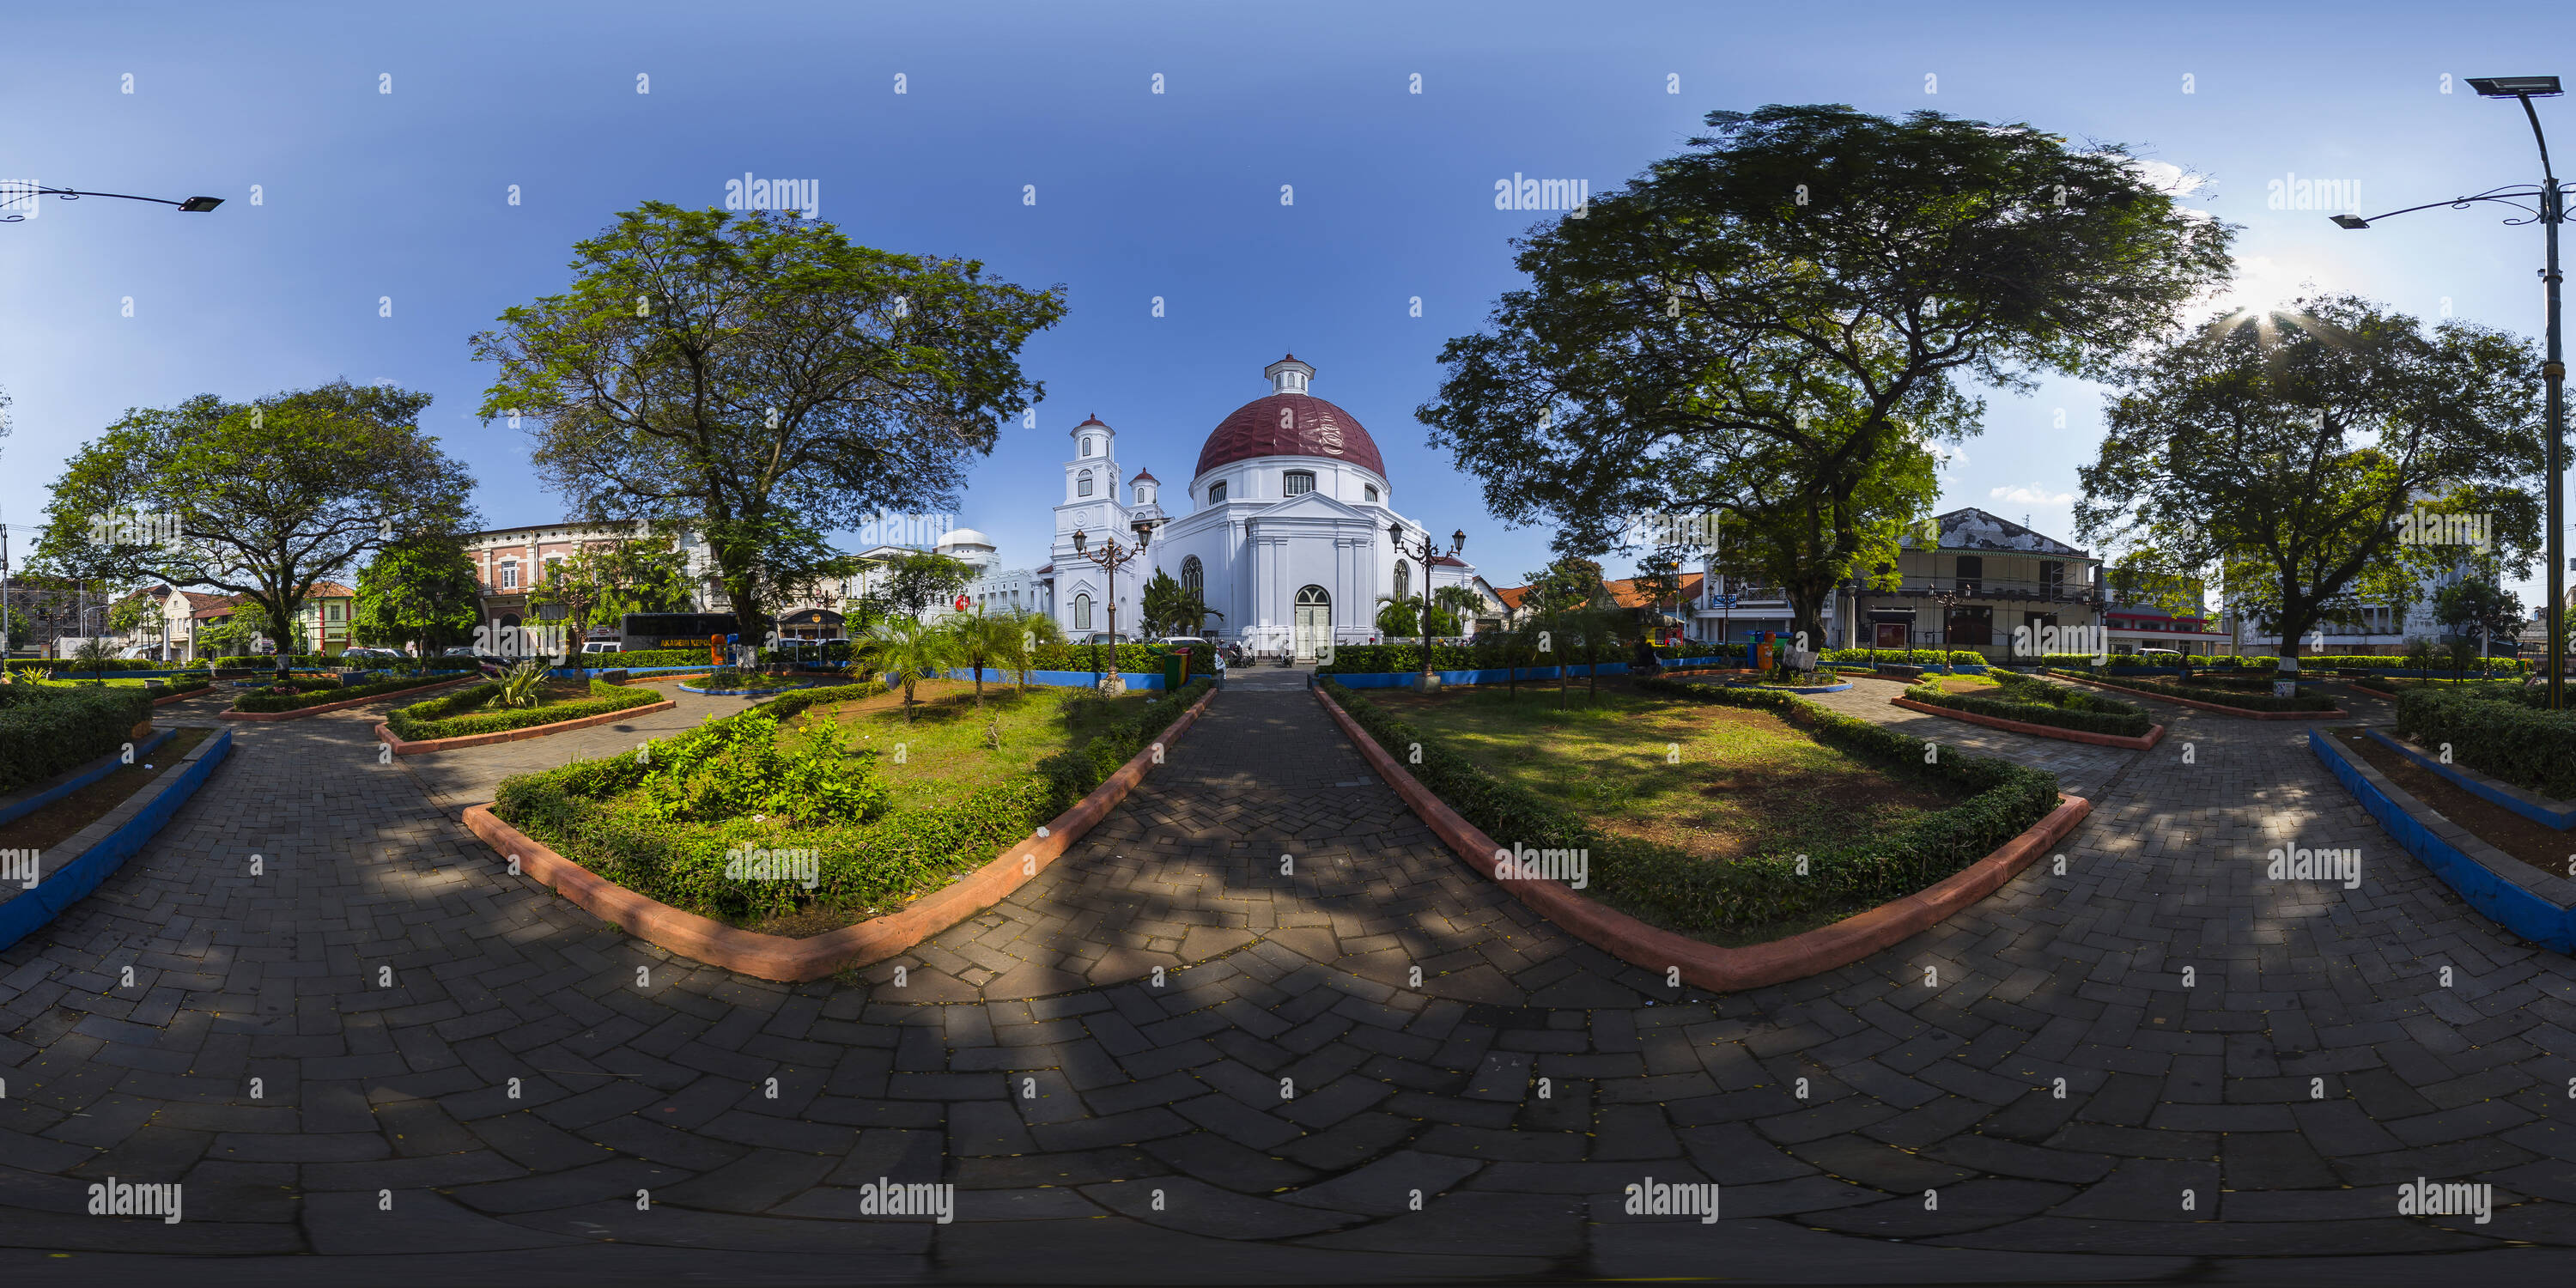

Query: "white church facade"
<box><xmin>1038</xmin><ymin>355</ymin><xmax>1481</xmax><ymax>659</ymax></box>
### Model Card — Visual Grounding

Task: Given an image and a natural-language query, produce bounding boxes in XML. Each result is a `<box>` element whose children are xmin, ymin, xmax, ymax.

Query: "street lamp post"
<box><xmin>1070</xmin><ymin>517</ymin><xmax>1157</xmax><ymax>694</ymax></box>
<box><xmin>2330</xmin><ymin>73</ymin><xmax>2567</xmax><ymax>710</ymax></box>
<box><xmin>1389</xmin><ymin>523</ymin><xmax>1464</xmax><ymax>690</ymax></box>
<box><xmin>2</xmin><ymin>185</ymin><xmax>223</xmax><ymax>222</ymax></box>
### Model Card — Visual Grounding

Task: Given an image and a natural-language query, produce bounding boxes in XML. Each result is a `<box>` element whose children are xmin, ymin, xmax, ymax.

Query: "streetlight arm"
<box><xmin>2524</xmin><ymin>94</ymin><xmax>2561</xmax><ymax>185</ymax></box>
<box><xmin>2342</xmin><ymin>191</ymin><xmax>2553</xmax><ymax>225</ymax></box>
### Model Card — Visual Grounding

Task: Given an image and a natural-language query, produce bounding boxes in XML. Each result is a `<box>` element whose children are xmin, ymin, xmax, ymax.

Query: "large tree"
<box><xmin>868</xmin><ymin>550</ymin><xmax>979</xmax><ymax>617</ymax></box>
<box><xmin>33</xmin><ymin>381</ymin><xmax>477</xmax><ymax>647</ymax></box>
<box><xmin>2076</xmin><ymin>295</ymin><xmax>2543</xmax><ymax>672</ymax></box>
<box><xmin>472</xmin><ymin>202</ymin><xmax>1066</xmax><ymax>643</ymax></box>
<box><xmin>1420</xmin><ymin>103</ymin><xmax>2234</xmax><ymax>642</ymax></box>
<box><xmin>353</xmin><ymin>537</ymin><xmax>483</xmax><ymax>654</ymax></box>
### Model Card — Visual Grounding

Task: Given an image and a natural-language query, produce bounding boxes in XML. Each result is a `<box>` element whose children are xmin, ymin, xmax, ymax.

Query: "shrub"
<box><xmin>491</xmin><ymin>676</ymin><xmax>1217</xmax><ymax>921</ymax></box>
<box><xmin>567</xmin><ymin>648</ymin><xmax>720</xmax><ymax>669</ymax></box>
<box><xmin>1318</xmin><ymin>676</ymin><xmax>2058</xmax><ymax>933</ymax></box>
<box><xmin>232</xmin><ymin>671</ymin><xmax>465</xmax><ymax>713</ymax></box>
<box><xmin>4</xmin><ymin>658</ymin><xmax>174</xmax><ymax>673</ymax></box>
<box><xmin>1819</xmin><ymin>648</ymin><xmax>1990</xmax><ymax>668</ymax></box>
<box><xmin>691</xmin><ymin>668</ymin><xmax>799</xmax><ymax>692</ymax></box>
<box><xmin>386</xmin><ymin>678</ymin><xmax>661</xmax><ymax>741</ymax></box>
<box><xmin>2048</xmin><ymin>669</ymin><xmax>2336</xmax><ymax>712</ymax></box>
<box><xmin>1906</xmin><ymin>672</ymin><xmax>2151</xmax><ymax>737</ymax></box>
<box><xmin>2394</xmin><ymin>686</ymin><xmax>2576</xmax><ymax>799</ymax></box>
<box><xmin>1030</xmin><ymin>641</ymin><xmax>1174</xmax><ymax>673</ymax></box>
<box><xmin>0</xmin><ymin>684</ymin><xmax>155</xmax><ymax>793</ymax></box>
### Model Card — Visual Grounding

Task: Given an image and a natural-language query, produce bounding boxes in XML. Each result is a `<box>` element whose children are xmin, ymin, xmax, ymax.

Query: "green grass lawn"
<box><xmin>29</xmin><ymin>677</ymin><xmax>207</xmax><ymax>690</ymax></box>
<box><xmin>1370</xmin><ymin>683</ymin><xmax>1968</xmax><ymax>868</ymax></box>
<box><xmin>781</xmin><ymin>677</ymin><xmax>1166</xmax><ymax>811</ymax></box>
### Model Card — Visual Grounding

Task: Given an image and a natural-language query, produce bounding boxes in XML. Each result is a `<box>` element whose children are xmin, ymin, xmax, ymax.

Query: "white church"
<box><xmin>1037</xmin><ymin>355</ymin><xmax>1483</xmax><ymax>659</ymax></box>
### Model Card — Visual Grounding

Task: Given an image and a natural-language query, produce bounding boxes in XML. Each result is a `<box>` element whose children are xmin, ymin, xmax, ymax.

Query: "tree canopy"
<box><xmin>33</xmin><ymin>380</ymin><xmax>477</xmax><ymax>644</ymax></box>
<box><xmin>353</xmin><ymin>537</ymin><xmax>483</xmax><ymax>653</ymax></box>
<box><xmin>1420</xmin><ymin>103</ymin><xmax>2234</xmax><ymax>641</ymax></box>
<box><xmin>473</xmin><ymin>202</ymin><xmax>1066</xmax><ymax>641</ymax></box>
<box><xmin>2076</xmin><ymin>294</ymin><xmax>2543</xmax><ymax>667</ymax></box>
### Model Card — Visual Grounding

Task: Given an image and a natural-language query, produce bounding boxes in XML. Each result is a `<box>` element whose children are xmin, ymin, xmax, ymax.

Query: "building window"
<box><xmin>1074</xmin><ymin>593</ymin><xmax>1092</xmax><ymax>631</ymax></box>
<box><xmin>1953</xmin><ymin>555</ymin><xmax>1982</xmax><ymax>596</ymax></box>
<box><xmin>326</xmin><ymin>603</ymin><xmax>343</xmax><ymax>622</ymax></box>
<box><xmin>1364</xmin><ymin>483</ymin><xmax>1379</xmax><ymax>503</ymax></box>
<box><xmin>1078</xmin><ymin>471</ymin><xmax>1095</xmax><ymax>497</ymax></box>
<box><xmin>1283</xmin><ymin>471</ymin><xmax>1315</xmax><ymax>496</ymax></box>
<box><xmin>1206</xmin><ymin>481</ymin><xmax>1226</xmax><ymax>505</ymax></box>
<box><xmin>2040</xmin><ymin>561</ymin><xmax>2063</xmax><ymax>595</ymax></box>
<box><xmin>1082</xmin><ymin>436</ymin><xmax>1096</xmax><ymax>457</ymax></box>
<box><xmin>500</xmin><ymin>561</ymin><xmax>519</xmax><ymax>590</ymax></box>
<box><xmin>1181</xmin><ymin>556</ymin><xmax>1203</xmax><ymax>597</ymax></box>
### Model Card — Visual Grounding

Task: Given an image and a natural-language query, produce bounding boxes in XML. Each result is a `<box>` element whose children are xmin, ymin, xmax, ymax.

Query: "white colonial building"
<box><xmin>1039</xmin><ymin>355</ymin><xmax>1482</xmax><ymax>659</ymax></box>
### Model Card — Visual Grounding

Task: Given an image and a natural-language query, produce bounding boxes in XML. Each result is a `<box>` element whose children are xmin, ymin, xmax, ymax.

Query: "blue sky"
<box><xmin>4</xmin><ymin>0</ymin><xmax>2573</xmax><ymax>610</ymax></box>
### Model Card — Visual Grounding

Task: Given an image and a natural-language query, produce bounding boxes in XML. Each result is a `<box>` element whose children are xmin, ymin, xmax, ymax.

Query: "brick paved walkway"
<box><xmin>3</xmin><ymin>675</ymin><xmax>2575</xmax><ymax>1280</ymax></box>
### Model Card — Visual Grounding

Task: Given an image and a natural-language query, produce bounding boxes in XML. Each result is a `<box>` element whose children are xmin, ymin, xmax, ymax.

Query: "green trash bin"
<box><xmin>1163</xmin><ymin>649</ymin><xmax>1188</xmax><ymax>691</ymax></box>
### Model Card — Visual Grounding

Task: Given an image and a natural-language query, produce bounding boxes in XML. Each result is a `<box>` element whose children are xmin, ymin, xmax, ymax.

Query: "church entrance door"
<box><xmin>1293</xmin><ymin>585</ymin><xmax>1330</xmax><ymax>661</ymax></box>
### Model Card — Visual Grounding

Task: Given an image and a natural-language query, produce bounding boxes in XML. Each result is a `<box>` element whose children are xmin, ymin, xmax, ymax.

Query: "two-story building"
<box><xmin>1845</xmin><ymin>508</ymin><xmax>2105</xmax><ymax>657</ymax></box>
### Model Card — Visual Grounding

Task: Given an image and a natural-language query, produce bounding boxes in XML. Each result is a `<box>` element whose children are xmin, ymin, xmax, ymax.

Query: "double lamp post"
<box><xmin>2330</xmin><ymin>74</ymin><xmax>2567</xmax><ymax>710</ymax></box>
<box><xmin>1069</xmin><ymin>517</ymin><xmax>1157</xmax><ymax>694</ymax></box>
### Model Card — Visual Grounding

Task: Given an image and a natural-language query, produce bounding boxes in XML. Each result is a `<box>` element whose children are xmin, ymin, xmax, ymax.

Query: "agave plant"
<box><xmin>495</xmin><ymin>658</ymin><xmax>549</xmax><ymax>709</ymax></box>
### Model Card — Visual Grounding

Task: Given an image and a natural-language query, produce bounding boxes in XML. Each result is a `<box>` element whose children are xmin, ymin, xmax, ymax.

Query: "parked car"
<box><xmin>441</xmin><ymin>647</ymin><xmax>509</xmax><ymax>665</ymax></box>
<box><xmin>580</xmin><ymin>640</ymin><xmax>625</xmax><ymax>655</ymax></box>
<box><xmin>1154</xmin><ymin>636</ymin><xmax>1214</xmax><ymax>648</ymax></box>
<box><xmin>339</xmin><ymin>647</ymin><xmax>405</xmax><ymax>666</ymax></box>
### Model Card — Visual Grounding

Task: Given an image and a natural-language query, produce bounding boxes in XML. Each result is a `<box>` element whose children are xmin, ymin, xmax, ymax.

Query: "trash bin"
<box><xmin>1163</xmin><ymin>649</ymin><xmax>1188</xmax><ymax>691</ymax></box>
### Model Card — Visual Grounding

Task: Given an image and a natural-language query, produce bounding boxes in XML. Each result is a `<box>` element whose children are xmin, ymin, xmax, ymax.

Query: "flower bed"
<box><xmin>491</xmin><ymin>677</ymin><xmax>1218</xmax><ymax>928</ymax></box>
<box><xmin>226</xmin><ymin>672</ymin><xmax>472</xmax><ymax>716</ymax></box>
<box><xmin>2045</xmin><ymin>669</ymin><xmax>2342</xmax><ymax>714</ymax></box>
<box><xmin>0</xmin><ymin>685</ymin><xmax>155</xmax><ymax>795</ymax></box>
<box><xmin>1317</xmin><ymin>676</ymin><xmax>2060</xmax><ymax>936</ymax></box>
<box><xmin>1904</xmin><ymin>671</ymin><xmax>2152</xmax><ymax>738</ymax></box>
<box><xmin>2393</xmin><ymin>685</ymin><xmax>2576</xmax><ymax>800</ymax></box>
<box><xmin>385</xmin><ymin>677</ymin><xmax>665</xmax><ymax>743</ymax></box>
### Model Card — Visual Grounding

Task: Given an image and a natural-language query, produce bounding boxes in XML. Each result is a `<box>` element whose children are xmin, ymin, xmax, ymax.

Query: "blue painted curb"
<box><xmin>2364</xmin><ymin>727</ymin><xmax>2576</xmax><ymax>830</ymax></box>
<box><xmin>2310</xmin><ymin>728</ymin><xmax>2576</xmax><ymax>952</ymax></box>
<box><xmin>0</xmin><ymin>726</ymin><xmax>234</xmax><ymax>954</ymax></box>
<box><xmin>942</xmin><ymin>667</ymin><xmax>1168</xmax><ymax>690</ymax></box>
<box><xmin>0</xmin><ymin>727</ymin><xmax>178</xmax><ymax>827</ymax></box>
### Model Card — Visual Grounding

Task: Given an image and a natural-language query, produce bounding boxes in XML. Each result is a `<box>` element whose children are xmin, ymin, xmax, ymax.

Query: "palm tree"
<box><xmin>994</xmin><ymin>609</ymin><xmax>1060</xmax><ymax>696</ymax></box>
<box><xmin>1432</xmin><ymin>585</ymin><xmax>1483</xmax><ymax>637</ymax></box>
<box><xmin>945</xmin><ymin>612</ymin><xmax>1020</xmax><ymax>709</ymax></box>
<box><xmin>863</xmin><ymin>614</ymin><xmax>957</xmax><ymax>722</ymax></box>
<box><xmin>1374</xmin><ymin>593</ymin><xmax>1421</xmax><ymax>640</ymax></box>
<box><xmin>1140</xmin><ymin>569</ymin><xmax>1224</xmax><ymax>638</ymax></box>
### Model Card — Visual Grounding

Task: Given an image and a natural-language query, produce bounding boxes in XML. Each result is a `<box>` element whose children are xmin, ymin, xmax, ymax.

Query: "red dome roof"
<box><xmin>1195</xmin><ymin>394</ymin><xmax>1384</xmax><ymax>481</ymax></box>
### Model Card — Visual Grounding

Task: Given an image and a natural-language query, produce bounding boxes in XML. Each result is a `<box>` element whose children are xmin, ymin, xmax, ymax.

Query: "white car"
<box><xmin>1155</xmin><ymin>636</ymin><xmax>1215</xmax><ymax>648</ymax></box>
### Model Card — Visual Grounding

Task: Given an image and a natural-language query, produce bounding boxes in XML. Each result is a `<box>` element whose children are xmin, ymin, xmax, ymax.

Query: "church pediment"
<box><xmin>1245</xmin><ymin>490</ymin><xmax>1376</xmax><ymax>526</ymax></box>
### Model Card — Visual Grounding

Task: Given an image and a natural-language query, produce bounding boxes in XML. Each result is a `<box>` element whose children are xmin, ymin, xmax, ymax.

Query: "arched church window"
<box><xmin>1364</xmin><ymin>483</ymin><xmax>1380</xmax><ymax>503</ymax></box>
<box><xmin>1282</xmin><ymin>471</ymin><xmax>1315</xmax><ymax>496</ymax></box>
<box><xmin>1206</xmin><ymin>482</ymin><xmax>1226</xmax><ymax>505</ymax></box>
<box><xmin>1074</xmin><ymin>593</ymin><xmax>1092</xmax><ymax>631</ymax></box>
<box><xmin>1082</xmin><ymin>436</ymin><xmax>1096</xmax><ymax>456</ymax></box>
<box><xmin>1181</xmin><ymin>556</ymin><xmax>1203</xmax><ymax>596</ymax></box>
<box><xmin>1078</xmin><ymin>471</ymin><xmax>1095</xmax><ymax>497</ymax></box>
<box><xmin>1394</xmin><ymin>561</ymin><xmax>1409</xmax><ymax>603</ymax></box>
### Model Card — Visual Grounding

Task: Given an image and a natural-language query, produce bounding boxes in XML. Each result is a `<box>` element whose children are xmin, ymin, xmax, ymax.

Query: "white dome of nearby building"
<box><xmin>936</xmin><ymin>527</ymin><xmax>998</xmax><ymax>568</ymax></box>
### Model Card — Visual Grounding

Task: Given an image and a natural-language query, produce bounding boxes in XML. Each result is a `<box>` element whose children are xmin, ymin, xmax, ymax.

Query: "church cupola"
<box><xmin>1132</xmin><ymin>468</ymin><xmax>1160</xmax><ymax>508</ymax></box>
<box><xmin>1264</xmin><ymin>354</ymin><xmax>1314</xmax><ymax>396</ymax></box>
<box><xmin>1071</xmin><ymin>414</ymin><xmax>1115</xmax><ymax>461</ymax></box>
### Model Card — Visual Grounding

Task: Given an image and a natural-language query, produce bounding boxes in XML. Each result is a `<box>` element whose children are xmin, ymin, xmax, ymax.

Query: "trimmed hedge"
<box><xmin>566</xmin><ymin>648</ymin><xmax>720</xmax><ymax>669</ymax></box>
<box><xmin>1906</xmin><ymin>672</ymin><xmax>2150</xmax><ymax>737</ymax></box>
<box><xmin>0</xmin><ymin>684</ymin><xmax>155</xmax><ymax>794</ymax></box>
<box><xmin>232</xmin><ymin>672</ymin><xmax>463</xmax><ymax>713</ymax></box>
<box><xmin>1317</xmin><ymin>641</ymin><xmax>1740</xmax><ymax>676</ymax></box>
<box><xmin>1320</xmin><ymin>675</ymin><xmax>2059</xmax><ymax>933</ymax></box>
<box><xmin>2393</xmin><ymin>686</ymin><xmax>2576</xmax><ymax>799</ymax></box>
<box><xmin>491</xmin><ymin>677</ymin><xmax>1217</xmax><ymax>921</ymax></box>
<box><xmin>1820</xmin><ymin>648</ymin><xmax>1989</xmax><ymax>667</ymax></box>
<box><xmin>4</xmin><ymin>658</ymin><xmax>178</xmax><ymax>673</ymax></box>
<box><xmin>386</xmin><ymin>677</ymin><xmax>664</xmax><ymax>741</ymax></box>
<box><xmin>2046</xmin><ymin>669</ymin><xmax>2337</xmax><ymax>712</ymax></box>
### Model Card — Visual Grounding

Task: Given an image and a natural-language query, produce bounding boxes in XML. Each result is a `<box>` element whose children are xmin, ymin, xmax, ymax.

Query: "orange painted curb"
<box><xmin>460</xmin><ymin>683</ymin><xmax>1218</xmax><ymax>982</ymax></box>
<box><xmin>374</xmin><ymin>697</ymin><xmax>677</xmax><ymax>756</ymax></box>
<box><xmin>1314</xmin><ymin>685</ymin><xmax>2091</xmax><ymax>993</ymax></box>
<box><xmin>2052</xmin><ymin>672</ymin><xmax>2348</xmax><ymax>720</ymax></box>
<box><xmin>218</xmin><ymin>676</ymin><xmax>477</xmax><ymax>721</ymax></box>
<box><xmin>1890</xmin><ymin>696</ymin><xmax>2166</xmax><ymax>750</ymax></box>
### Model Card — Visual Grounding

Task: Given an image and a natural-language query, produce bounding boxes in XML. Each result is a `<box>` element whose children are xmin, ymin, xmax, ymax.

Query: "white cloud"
<box><xmin>1990</xmin><ymin>483</ymin><xmax>2073</xmax><ymax>506</ymax></box>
